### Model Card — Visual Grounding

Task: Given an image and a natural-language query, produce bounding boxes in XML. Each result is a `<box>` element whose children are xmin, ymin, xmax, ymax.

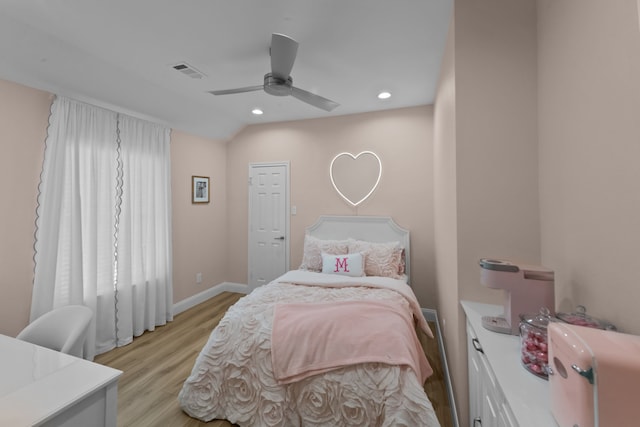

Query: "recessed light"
<box><xmin>377</xmin><ymin>91</ymin><xmax>391</xmax><ymax>100</ymax></box>
<box><xmin>251</xmin><ymin>108</ymin><xmax>264</xmax><ymax>115</ymax></box>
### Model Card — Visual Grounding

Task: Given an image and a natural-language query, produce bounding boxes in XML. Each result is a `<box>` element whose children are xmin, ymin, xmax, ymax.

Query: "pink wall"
<box><xmin>170</xmin><ymin>130</ymin><xmax>228</xmax><ymax>303</ymax></box>
<box><xmin>0</xmin><ymin>80</ymin><xmax>51</xmax><ymax>336</ymax></box>
<box><xmin>433</xmin><ymin>1</ymin><xmax>640</xmax><ymax>423</ymax></box>
<box><xmin>538</xmin><ymin>0</ymin><xmax>640</xmax><ymax>334</ymax></box>
<box><xmin>433</xmin><ymin>0</ymin><xmax>539</xmax><ymax>421</ymax></box>
<box><xmin>455</xmin><ymin>0</ymin><xmax>540</xmax><ymax>306</ymax></box>
<box><xmin>226</xmin><ymin>107</ymin><xmax>437</xmax><ymax>306</ymax></box>
<box><xmin>433</xmin><ymin>13</ymin><xmax>463</xmax><ymax>422</ymax></box>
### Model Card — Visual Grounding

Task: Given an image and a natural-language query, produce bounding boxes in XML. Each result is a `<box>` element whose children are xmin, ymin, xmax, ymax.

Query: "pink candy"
<box><xmin>520</xmin><ymin>328</ymin><xmax>549</xmax><ymax>378</ymax></box>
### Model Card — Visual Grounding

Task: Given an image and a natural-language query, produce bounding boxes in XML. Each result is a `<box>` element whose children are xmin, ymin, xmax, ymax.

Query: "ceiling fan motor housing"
<box><xmin>209</xmin><ymin>33</ymin><xmax>338</xmax><ymax>111</ymax></box>
<box><xmin>263</xmin><ymin>73</ymin><xmax>293</xmax><ymax>96</ymax></box>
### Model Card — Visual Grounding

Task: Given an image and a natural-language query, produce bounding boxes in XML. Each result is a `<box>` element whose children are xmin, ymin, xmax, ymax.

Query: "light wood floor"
<box><xmin>95</xmin><ymin>292</ymin><xmax>453</xmax><ymax>427</ymax></box>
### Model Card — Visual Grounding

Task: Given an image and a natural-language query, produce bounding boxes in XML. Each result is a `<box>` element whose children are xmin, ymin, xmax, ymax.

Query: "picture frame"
<box><xmin>192</xmin><ymin>176</ymin><xmax>210</xmax><ymax>204</ymax></box>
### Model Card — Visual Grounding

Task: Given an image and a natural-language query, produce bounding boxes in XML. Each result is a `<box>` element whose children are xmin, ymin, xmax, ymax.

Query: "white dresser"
<box><xmin>461</xmin><ymin>300</ymin><xmax>559</xmax><ymax>427</ymax></box>
<box><xmin>0</xmin><ymin>334</ymin><xmax>121</xmax><ymax>426</ymax></box>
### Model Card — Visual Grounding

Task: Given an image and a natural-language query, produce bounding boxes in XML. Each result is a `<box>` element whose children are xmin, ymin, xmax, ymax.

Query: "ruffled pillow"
<box><xmin>299</xmin><ymin>234</ymin><xmax>350</xmax><ymax>272</ymax></box>
<box><xmin>321</xmin><ymin>252</ymin><xmax>365</xmax><ymax>277</ymax></box>
<box><xmin>398</xmin><ymin>248</ymin><xmax>406</xmax><ymax>276</ymax></box>
<box><xmin>348</xmin><ymin>240</ymin><xmax>403</xmax><ymax>278</ymax></box>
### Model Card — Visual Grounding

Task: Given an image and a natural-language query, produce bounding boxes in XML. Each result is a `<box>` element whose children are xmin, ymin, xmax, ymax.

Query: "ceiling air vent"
<box><xmin>171</xmin><ymin>62</ymin><xmax>206</xmax><ymax>79</ymax></box>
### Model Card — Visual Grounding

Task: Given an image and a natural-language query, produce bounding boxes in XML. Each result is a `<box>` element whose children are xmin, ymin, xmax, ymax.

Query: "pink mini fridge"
<box><xmin>548</xmin><ymin>322</ymin><xmax>640</xmax><ymax>427</ymax></box>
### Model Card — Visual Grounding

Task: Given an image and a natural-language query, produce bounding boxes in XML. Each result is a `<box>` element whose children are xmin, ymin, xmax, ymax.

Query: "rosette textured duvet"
<box><xmin>179</xmin><ymin>271</ymin><xmax>441</xmax><ymax>427</ymax></box>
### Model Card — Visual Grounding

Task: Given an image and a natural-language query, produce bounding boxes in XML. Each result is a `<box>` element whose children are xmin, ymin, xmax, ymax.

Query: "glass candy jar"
<box><xmin>556</xmin><ymin>305</ymin><xmax>616</xmax><ymax>331</ymax></box>
<box><xmin>519</xmin><ymin>307</ymin><xmax>553</xmax><ymax>379</ymax></box>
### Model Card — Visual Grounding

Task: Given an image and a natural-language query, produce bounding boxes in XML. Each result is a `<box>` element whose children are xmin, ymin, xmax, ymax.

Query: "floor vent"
<box><xmin>171</xmin><ymin>62</ymin><xmax>206</xmax><ymax>79</ymax></box>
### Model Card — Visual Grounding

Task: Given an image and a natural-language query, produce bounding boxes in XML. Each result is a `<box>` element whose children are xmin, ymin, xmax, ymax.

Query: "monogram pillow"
<box><xmin>321</xmin><ymin>252</ymin><xmax>365</xmax><ymax>277</ymax></box>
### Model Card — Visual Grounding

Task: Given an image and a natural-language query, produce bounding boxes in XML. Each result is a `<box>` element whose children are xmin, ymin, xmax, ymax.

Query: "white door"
<box><xmin>248</xmin><ymin>162</ymin><xmax>289</xmax><ymax>289</ymax></box>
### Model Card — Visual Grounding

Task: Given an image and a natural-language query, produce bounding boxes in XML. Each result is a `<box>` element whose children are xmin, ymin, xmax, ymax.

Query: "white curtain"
<box><xmin>32</xmin><ymin>96</ymin><xmax>173</xmax><ymax>359</ymax></box>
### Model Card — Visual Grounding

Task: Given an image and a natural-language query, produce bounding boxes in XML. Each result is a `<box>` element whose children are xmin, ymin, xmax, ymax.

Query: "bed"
<box><xmin>178</xmin><ymin>215</ymin><xmax>441</xmax><ymax>427</ymax></box>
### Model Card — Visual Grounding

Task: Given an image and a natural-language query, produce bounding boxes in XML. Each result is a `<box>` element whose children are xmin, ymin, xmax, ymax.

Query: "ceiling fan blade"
<box><xmin>270</xmin><ymin>33</ymin><xmax>298</xmax><ymax>80</ymax></box>
<box><xmin>291</xmin><ymin>86</ymin><xmax>340</xmax><ymax>112</ymax></box>
<box><xmin>208</xmin><ymin>85</ymin><xmax>263</xmax><ymax>96</ymax></box>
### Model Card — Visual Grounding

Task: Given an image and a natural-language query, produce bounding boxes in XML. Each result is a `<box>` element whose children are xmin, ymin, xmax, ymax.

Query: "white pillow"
<box><xmin>321</xmin><ymin>252</ymin><xmax>365</xmax><ymax>277</ymax></box>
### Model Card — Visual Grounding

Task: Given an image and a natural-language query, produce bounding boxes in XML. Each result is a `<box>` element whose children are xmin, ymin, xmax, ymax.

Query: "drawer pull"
<box><xmin>472</xmin><ymin>338</ymin><xmax>484</xmax><ymax>354</ymax></box>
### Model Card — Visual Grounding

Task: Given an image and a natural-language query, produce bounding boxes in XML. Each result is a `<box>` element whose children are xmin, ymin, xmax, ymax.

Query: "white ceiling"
<box><xmin>0</xmin><ymin>0</ymin><xmax>452</xmax><ymax>140</ymax></box>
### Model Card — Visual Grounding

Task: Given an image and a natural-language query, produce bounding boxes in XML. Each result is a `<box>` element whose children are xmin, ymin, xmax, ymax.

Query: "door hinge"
<box><xmin>248</xmin><ymin>176</ymin><xmax>252</xmax><ymax>186</ymax></box>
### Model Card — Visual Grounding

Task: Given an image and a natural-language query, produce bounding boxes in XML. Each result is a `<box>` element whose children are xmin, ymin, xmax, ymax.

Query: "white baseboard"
<box><xmin>173</xmin><ymin>282</ymin><xmax>250</xmax><ymax>316</ymax></box>
<box><xmin>422</xmin><ymin>307</ymin><xmax>437</xmax><ymax>322</ymax></box>
<box><xmin>422</xmin><ymin>308</ymin><xmax>460</xmax><ymax>427</ymax></box>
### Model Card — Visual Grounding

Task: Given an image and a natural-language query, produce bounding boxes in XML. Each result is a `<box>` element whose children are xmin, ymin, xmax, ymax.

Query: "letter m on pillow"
<box><xmin>334</xmin><ymin>257</ymin><xmax>349</xmax><ymax>273</ymax></box>
<box><xmin>321</xmin><ymin>252</ymin><xmax>363</xmax><ymax>277</ymax></box>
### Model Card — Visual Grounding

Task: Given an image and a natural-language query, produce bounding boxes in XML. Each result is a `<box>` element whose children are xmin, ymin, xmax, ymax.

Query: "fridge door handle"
<box><xmin>571</xmin><ymin>364</ymin><xmax>594</xmax><ymax>385</ymax></box>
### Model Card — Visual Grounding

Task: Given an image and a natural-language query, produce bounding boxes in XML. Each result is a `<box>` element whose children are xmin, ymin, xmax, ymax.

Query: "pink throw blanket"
<box><xmin>274</xmin><ymin>270</ymin><xmax>434</xmax><ymax>338</ymax></box>
<box><xmin>271</xmin><ymin>299</ymin><xmax>433</xmax><ymax>384</ymax></box>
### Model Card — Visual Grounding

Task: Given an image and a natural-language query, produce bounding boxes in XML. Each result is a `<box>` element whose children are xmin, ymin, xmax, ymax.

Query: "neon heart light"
<box><xmin>329</xmin><ymin>151</ymin><xmax>382</xmax><ymax>206</ymax></box>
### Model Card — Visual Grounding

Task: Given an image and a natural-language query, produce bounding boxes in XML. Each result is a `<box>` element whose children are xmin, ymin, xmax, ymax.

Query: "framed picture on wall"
<box><xmin>192</xmin><ymin>176</ymin><xmax>210</xmax><ymax>204</ymax></box>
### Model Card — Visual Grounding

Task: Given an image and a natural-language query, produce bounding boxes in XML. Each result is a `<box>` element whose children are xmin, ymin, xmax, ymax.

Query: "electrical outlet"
<box><xmin>196</xmin><ymin>273</ymin><xmax>202</xmax><ymax>284</ymax></box>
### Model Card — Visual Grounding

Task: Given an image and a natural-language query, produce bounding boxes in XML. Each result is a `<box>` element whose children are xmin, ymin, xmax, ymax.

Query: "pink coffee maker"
<box><xmin>479</xmin><ymin>258</ymin><xmax>555</xmax><ymax>335</ymax></box>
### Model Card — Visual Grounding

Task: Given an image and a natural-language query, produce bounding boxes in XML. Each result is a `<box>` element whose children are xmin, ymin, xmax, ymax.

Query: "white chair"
<box><xmin>16</xmin><ymin>305</ymin><xmax>93</xmax><ymax>358</ymax></box>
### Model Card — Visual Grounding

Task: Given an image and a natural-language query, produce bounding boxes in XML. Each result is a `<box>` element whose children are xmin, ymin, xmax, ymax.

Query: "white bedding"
<box><xmin>178</xmin><ymin>271</ymin><xmax>441</xmax><ymax>427</ymax></box>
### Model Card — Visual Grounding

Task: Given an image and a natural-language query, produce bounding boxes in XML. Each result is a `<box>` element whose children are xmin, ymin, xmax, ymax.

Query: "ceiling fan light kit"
<box><xmin>210</xmin><ymin>33</ymin><xmax>339</xmax><ymax>112</ymax></box>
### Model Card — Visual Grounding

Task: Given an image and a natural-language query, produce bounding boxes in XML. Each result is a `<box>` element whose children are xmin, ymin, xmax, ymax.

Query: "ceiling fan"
<box><xmin>209</xmin><ymin>33</ymin><xmax>339</xmax><ymax>112</ymax></box>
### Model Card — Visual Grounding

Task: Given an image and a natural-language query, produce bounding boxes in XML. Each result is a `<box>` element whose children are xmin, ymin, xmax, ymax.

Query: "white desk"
<box><xmin>461</xmin><ymin>300</ymin><xmax>559</xmax><ymax>427</ymax></box>
<box><xmin>0</xmin><ymin>334</ymin><xmax>121</xmax><ymax>427</ymax></box>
